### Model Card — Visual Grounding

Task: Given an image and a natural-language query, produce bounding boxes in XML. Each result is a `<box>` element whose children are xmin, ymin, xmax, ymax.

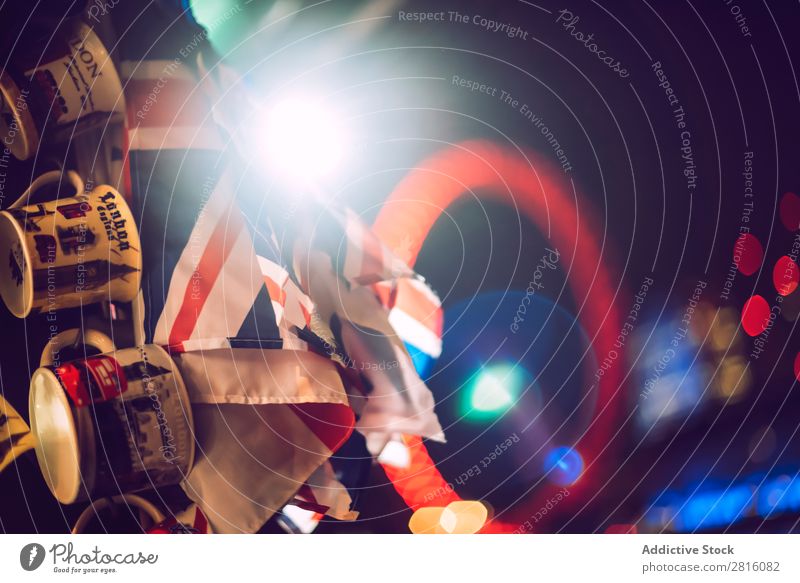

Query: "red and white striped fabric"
<box><xmin>150</xmin><ymin>165</ymin><xmax>265</xmax><ymax>352</ymax></box>
<box><xmin>121</xmin><ymin>58</ymin><xmax>357</xmax><ymax>533</ymax></box>
<box><xmin>181</xmin><ymin>397</ymin><xmax>354</xmax><ymax>533</ymax></box>
<box><xmin>294</xmin><ymin>246</ymin><xmax>445</xmax><ymax>456</ymax></box>
<box><xmin>289</xmin><ymin>461</ymin><xmax>358</xmax><ymax>521</ymax></box>
<box><xmin>258</xmin><ymin>254</ymin><xmax>314</xmax><ymax>351</ymax></box>
<box><xmin>195</xmin><ymin>48</ymin><xmax>446</xmax><ymax>478</ymax></box>
<box><xmin>373</xmin><ymin>277</ymin><xmax>443</xmax><ymax>360</ymax></box>
<box><xmin>121</xmin><ymin>60</ymin><xmax>225</xmax><ymax>154</ymax></box>
<box><xmin>340</xmin><ymin>209</ymin><xmax>415</xmax><ymax>287</ymax></box>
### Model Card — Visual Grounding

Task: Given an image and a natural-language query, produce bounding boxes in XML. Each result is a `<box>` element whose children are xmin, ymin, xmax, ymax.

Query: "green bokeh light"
<box><xmin>190</xmin><ymin>0</ymin><xmax>256</xmax><ymax>52</ymax></box>
<box><xmin>461</xmin><ymin>363</ymin><xmax>523</xmax><ymax>421</ymax></box>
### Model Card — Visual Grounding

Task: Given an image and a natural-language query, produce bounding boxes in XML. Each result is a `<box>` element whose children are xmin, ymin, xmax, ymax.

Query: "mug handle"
<box><xmin>9</xmin><ymin>170</ymin><xmax>84</xmax><ymax>209</ymax></box>
<box><xmin>39</xmin><ymin>328</ymin><xmax>116</xmax><ymax>367</ymax></box>
<box><xmin>71</xmin><ymin>494</ymin><xmax>166</xmax><ymax>534</ymax></box>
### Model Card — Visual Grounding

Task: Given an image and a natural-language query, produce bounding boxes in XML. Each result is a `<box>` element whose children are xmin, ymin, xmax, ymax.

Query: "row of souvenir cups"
<box><xmin>1</xmin><ymin>17</ymin><xmax>193</xmax><ymax>509</ymax></box>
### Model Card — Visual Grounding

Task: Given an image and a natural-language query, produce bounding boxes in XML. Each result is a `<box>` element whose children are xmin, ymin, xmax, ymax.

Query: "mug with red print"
<box><xmin>0</xmin><ymin>19</ymin><xmax>124</xmax><ymax>160</ymax></box>
<box><xmin>29</xmin><ymin>328</ymin><xmax>195</xmax><ymax>504</ymax></box>
<box><xmin>0</xmin><ymin>169</ymin><xmax>141</xmax><ymax>318</ymax></box>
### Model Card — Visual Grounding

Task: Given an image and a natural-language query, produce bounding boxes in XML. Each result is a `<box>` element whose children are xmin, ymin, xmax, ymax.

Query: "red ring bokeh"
<box><xmin>373</xmin><ymin>140</ymin><xmax>624</xmax><ymax>532</ymax></box>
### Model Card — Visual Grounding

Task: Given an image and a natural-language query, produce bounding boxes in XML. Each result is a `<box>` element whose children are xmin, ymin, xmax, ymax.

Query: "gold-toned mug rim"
<box><xmin>29</xmin><ymin>366</ymin><xmax>82</xmax><ymax>505</ymax></box>
<box><xmin>0</xmin><ymin>70</ymin><xmax>38</xmax><ymax>161</ymax></box>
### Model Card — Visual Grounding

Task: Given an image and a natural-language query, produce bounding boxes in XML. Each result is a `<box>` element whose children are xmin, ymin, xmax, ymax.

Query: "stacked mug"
<box><xmin>0</xmin><ymin>169</ymin><xmax>195</xmax><ymax>504</ymax></box>
<box><xmin>0</xmin><ymin>19</ymin><xmax>125</xmax><ymax>160</ymax></box>
<box><xmin>30</xmin><ymin>329</ymin><xmax>195</xmax><ymax>505</ymax></box>
<box><xmin>0</xmin><ymin>17</ymin><xmax>196</xmax><ymax>506</ymax></box>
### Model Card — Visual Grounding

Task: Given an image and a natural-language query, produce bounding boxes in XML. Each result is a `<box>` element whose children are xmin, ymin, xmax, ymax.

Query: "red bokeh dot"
<box><xmin>741</xmin><ymin>295</ymin><xmax>771</xmax><ymax>337</ymax></box>
<box><xmin>733</xmin><ymin>233</ymin><xmax>763</xmax><ymax>276</ymax></box>
<box><xmin>773</xmin><ymin>256</ymin><xmax>799</xmax><ymax>296</ymax></box>
<box><xmin>795</xmin><ymin>353</ymin><xmax>800</xmax><ymax>382</ymax></box>
<box><xmin>780</xmin><ymin>192</ymin><xmax>800</xmax><ymax>231</ymax></box>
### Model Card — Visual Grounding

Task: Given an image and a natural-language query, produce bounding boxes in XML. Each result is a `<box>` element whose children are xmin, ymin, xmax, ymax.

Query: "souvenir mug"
<box><xmin>29</xmin><ymin>328</ymin><xmax>195</xmax><ymax>504</ymax></box>
<box><xmin>71</xmin><ymin>494</ymin><xmax>165</xmax><ymax>534</ymax></box>
<box><xmin>0</xmin><ymin>170</ymin><xmax>141</xmax><ymax>318</ymax></box>
<box><xmin>0</xmin><ymin>19</ymin><xmax>125</xmax><ymax>160</ymax></box>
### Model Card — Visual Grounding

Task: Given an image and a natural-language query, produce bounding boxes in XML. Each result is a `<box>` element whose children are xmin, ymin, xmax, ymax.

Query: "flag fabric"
<box><xmin>111</xmin><ymin>2</ymin><xmax>445</xmax><ymax>531</ymax></box>
<box><xmin>120</xmin><ymin>59</ymin><xmax>225</xmax><ymax>154</ymax></box>
<box><xmin>292</xmin><ymin>243</ymin><xmax>445</xmax><ymax>455</ymax></box>
<box><xmin>0</xmin><ymin>395</ymin><xmax>35</xmax><ymax>473</ymax></box>
<box><xmin>113</xmin><ymin>7</ymin><xmax>356</xmax><ymax>533</ymax></box>
<box><xmin>197</xmin><ymin>30</ymin><xmax>446</xmax><ymax>457</ymax></box>
<box><xmin>278</xmin><ymin>505</ymin><xmax>324</xmax><ymax>534</ymax></box>
<box><xmin>257</xmin><ymin>251</ymin><xmax>315</xmax><ymax>352</ymax></box>
<box><xmin>181</xmin><ymin>399</ymin><xmax>353</xmax><ymax>533</ymax></box>
<box><xmin>288</xmin><ymin>461</ymin><xmax>359</xmax><ymax>521</ymax></box>
<box><xmin>319</xmin><ymin>207</ymin><xmax>415</xmax><ymax>287</ymax></box>
<box><xmin>148</xmin><ymin>503</ymin><xmax>212</xmax><ymax>534</ymax></box>
<box><xmin>373</xmin><ymin>277</ymin><xmax>443</xmax><ymax>376</ymax></box>
<box><xmin>281</xmin><ymin>460</ymin><xmax>360</xmax><ymax>534</ymax></box>
<box><xmin>339</xmin><ymin>316</ymin><xmax>445</xmax><ymax>454</ymax></box>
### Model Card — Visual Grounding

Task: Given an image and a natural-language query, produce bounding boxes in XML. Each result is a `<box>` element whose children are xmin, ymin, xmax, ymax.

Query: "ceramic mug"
<box><xmin>29</xmin><ymin>328</ymin><xmax>195</xmax><ymax>504</ymax></box>
<box><xmin>71</xmin><ymin>494</ymin><xmax>165</xmax><ymax>534</ymax></box>
<box><xmin>0</xmin><ymin>19</ymin><xmax>125</xmax><ymax>160</ymax></box>
<box><xmin>0</xmin><ymin>170</ymin><xmax>141</xmax><ymax>318</ymax></box>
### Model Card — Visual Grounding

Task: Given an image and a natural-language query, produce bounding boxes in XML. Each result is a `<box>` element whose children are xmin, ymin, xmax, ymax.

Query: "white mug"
<box><xmin>0</xmin><ymin>20</ymin><xmax>125</xmax><ymax>160</ymax></box>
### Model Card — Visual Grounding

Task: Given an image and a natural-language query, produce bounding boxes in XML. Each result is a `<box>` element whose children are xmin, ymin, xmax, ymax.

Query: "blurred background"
<box><xmin>1</xmin><ymin>0</ymin><xmax>799</xmax><ymax>533</ymax></box>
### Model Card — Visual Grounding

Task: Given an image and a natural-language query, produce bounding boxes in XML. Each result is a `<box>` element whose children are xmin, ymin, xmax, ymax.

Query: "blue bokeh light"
<box><xmin>543</xmin><ymin>446</ymin><xmax>584</xmax><ymax>486</ymax></box>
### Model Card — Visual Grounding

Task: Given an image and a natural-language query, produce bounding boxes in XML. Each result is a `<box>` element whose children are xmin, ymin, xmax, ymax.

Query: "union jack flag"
<box><xmin>113</xmin><ymin>6</ymin><xmax>355</xmax><ymax>533</ymax></box>
<box><xmin>110</xmin><ymin>1</ymin><xmax>444</xmax><ymax>532</ymax></box>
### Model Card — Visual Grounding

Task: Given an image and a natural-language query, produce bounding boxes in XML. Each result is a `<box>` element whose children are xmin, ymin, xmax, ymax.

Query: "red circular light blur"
<box><xmin>779</xmin><ymin>192</ymin><xmax>800</xmax><ymax>231</ymax></box>
<box><xmin>741</xmin><ymin>295</ymin><xmax>771</xmax><ymax>336</ymax></box>
<box><xmin>733</xmin><ymin>233</ymin><xmax>763</xmax><ymax>276</ymax></box>
<box><xmin>372</xmin><ymin>140</ymin><xmax>622</xmax><ymax>532</ymax></box>
<box><xmin>773</xmin><ymin>256</ymin><xmax>799</xmax><ymax>296</ymax></box>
